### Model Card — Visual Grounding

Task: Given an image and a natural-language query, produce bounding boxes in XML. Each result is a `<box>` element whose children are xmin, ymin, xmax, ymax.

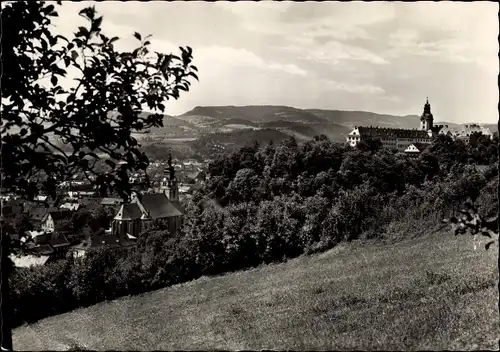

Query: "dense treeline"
<box><xmin>9</xmin><ymin>133</ymin><xmax>498</xmax><ymax>327</ymax></box>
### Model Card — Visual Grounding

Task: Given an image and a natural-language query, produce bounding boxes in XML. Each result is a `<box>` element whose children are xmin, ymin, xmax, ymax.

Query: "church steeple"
<box><xmin>420</xmin><ymin>97</ymin><xmax>434</xmax><ymax>131</ymax></box>
<box><xmin>166</xmin><ymin>151</ymin><xmax>179</xmax><ymax>201</ymax></box>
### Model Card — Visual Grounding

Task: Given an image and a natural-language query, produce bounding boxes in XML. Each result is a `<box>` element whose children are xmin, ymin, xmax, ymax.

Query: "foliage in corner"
<box><xmin>1</xmin><ymin>1</ymin><xmax>199</xmax><ymax>201</ymax></box>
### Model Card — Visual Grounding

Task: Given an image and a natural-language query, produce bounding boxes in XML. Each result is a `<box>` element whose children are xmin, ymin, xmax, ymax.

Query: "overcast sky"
<box><xmin>54</xmin><ymin>1</ymin><xmax>499</xmax><ymax>123</ymax></box>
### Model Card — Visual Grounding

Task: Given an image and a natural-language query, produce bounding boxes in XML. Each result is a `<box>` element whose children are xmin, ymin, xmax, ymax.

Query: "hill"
<box><xmin>306</xmin><ymin>109</ymin><xmax>420</xmax><ymax>129</ymax></box>
<box><xmin>122</xmin><ymin>107</ymin><xmax>497</xmax><ymax>158</ymax></box>
<box><xmin>178</xmin><ymin>105</ymin><xmax>327</xmax><ymax>124</ymax></box>
<box><xmin>13</xmin><ymin>231</ymin><xmax>498</xmax><ymax>351</ymax></box>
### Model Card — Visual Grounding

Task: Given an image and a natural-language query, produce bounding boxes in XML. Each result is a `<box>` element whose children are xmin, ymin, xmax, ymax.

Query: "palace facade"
<box><xmin>346</xmin><ymin>99</ymin><xmax>493</xmax><ymax>152</ymax></box>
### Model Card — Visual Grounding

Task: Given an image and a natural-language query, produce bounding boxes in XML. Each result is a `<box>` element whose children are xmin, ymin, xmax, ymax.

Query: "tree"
<box><xmin>2</xmin><ymin>1</ymin><xmax>199</xmax><ymax>201</ymax></box>
<box><xmin>1</xmin><ymin>2</ymin><xmax>198</xmax><ymax>349</ymax></box>
<box><xmin>357</xmin><ymin>137</ymin><xmax>383</xmax><ymax>153</ymax></box>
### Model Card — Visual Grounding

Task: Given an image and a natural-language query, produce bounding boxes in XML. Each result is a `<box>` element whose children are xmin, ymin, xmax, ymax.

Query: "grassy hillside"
<box><xmin>13</xmin><ymin>231</ymin><xmax>499</xmax><ymax>351</ymax></box>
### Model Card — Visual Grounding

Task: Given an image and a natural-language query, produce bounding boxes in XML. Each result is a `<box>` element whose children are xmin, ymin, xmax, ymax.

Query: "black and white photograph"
<box><xmin>1</xmin><ymin>1</ymin><xmax>499</xmax><ymax>350</ymax></box>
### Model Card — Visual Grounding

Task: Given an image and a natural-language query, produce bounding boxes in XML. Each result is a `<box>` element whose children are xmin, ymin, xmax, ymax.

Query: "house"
<box><xmin>9</xmin><ymin>254</ymin><xmax>50</xmax><ymax>268</ymax></box>
<box><xmin>404</xmin><ymin>142</ymin><xmax>429</xmax><ymax>155</ymax></box>
<box><xmin>27</xmin><ymin>206</ymin><xmax>59</xmax><ymax>228</ymax></box>
<box><xmin>49</xmin><ymin>233</ymin><xmax>71</xmax><ymax>259</ymax></box>
<box><xmin>59</xmin><ymin>202</ymin><xmax>81</xmax><ymax>211</ymax></box>
<box><xmin>67</xmin><ymin>183</ymin><xmax>96</xmax><ymax>199</ymax></box>
<box><xmin>33</xmin><ymin>194</ymin><xmax>60</xmax><ymax>208</ymax></box>
<box><xmin>23</xmin><ymin>230</ymin><xmax>71</xmax><ymax>260</ymax></box>
<box><xmin>181</xmin><ymin>169</ymin><xmax>206</xmax><ymax>184</ymax></box>
<box><xmin>70</xmin><ymin>230</ymin><xmax>136</xmax><ymax>258</ymax></box>
<box><xmin>100</xmin><ymin>197</ymin><xmax>123</xmax><ymax>206</ymax></box>
<box><xmin>41</xmin><ymin>211</ymin><xmax>74</xmax><ymax>233</ymax></box>
<box><xmin>31</xmin><ymin>243</ymin><xmax>55</xmax><ymax>256</ymax></box>
<box><xmin>453</xmin><ymin>124</ymin><xmax>493</xmax><ymax>144</ymax></box>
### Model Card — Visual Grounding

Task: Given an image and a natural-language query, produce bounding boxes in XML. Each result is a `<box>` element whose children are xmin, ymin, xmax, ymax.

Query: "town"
<box><xmin>2</xmin><ymin>99</ymin><xmax>494</xmax><ymax>269</ymax></box>
<box><xmin>2</xmin><ymin>155</ymin><xmax>208</xmax><ymax>267</ymax></box>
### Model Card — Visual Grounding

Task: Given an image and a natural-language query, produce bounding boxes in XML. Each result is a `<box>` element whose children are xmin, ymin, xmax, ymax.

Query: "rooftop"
<box><xmin>356</xmin><ymin>126</ymin><xmax>431</xmax><ymax>139</ymax></box>
<box><xmin>134</xmin><ymin>193</ymin><xmax>183</xmax><ymax>219</ymax></box>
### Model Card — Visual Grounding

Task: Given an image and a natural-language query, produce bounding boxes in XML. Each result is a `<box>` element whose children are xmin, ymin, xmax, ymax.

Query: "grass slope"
<box><xmin>13</xmin><ymin>231</ymin><xmax>499</xmax><ymax>351</ymax></box>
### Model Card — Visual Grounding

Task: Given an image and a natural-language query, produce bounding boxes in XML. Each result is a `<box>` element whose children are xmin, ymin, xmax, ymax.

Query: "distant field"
<box><xmin>13</xmin><ymin>231</ymin><xmax>499</xmax><ymax>351</ymax></box>
<box><xmin>161</xmin><ymin>137</ymin><xmax>198</xmax><ymax>142</ymax></box>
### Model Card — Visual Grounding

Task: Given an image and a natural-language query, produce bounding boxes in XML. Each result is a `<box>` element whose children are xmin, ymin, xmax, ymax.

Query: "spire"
<box><xmin>165</xmin><ymin>150</ymin><xmax>179</xmax><ymax>202</ymax></box>
<box><xmin>167</xmin><ymin>150</ymin><xmax>175</xmax><ymax>182</ymax></box>
<box><xmin>420</xmin><ymin>97</ymin><xmax>434</xmax><ymax>131</ymax></box>
<box><xmin>423</xmin><ymin>97</ymin><xmax>432</xmax><ymax>115</ymax></box>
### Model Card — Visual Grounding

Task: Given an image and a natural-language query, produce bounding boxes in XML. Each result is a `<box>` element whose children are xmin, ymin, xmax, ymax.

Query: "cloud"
<box><xmin>192</xmin><ymin>46</ymin><xmax>307</xmax><ymax>77</ymax></box>
<box><xmin>48</xmin><ymin>1</ymin><xmax>498</xmax><ymax>123</ymax></box>
<box><xmin>286</xmin><ymin>39</ymin><xmax>389</xmax><ymax>66</ymax></box>
<box><xmin>385</xmin><ymin>2</ymin><xmax>499</xmax><ymax>70</ymax></box>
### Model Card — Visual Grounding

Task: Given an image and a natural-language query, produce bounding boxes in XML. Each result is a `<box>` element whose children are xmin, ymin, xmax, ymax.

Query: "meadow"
<box><xmin>13</xmin><ymin>228</ymin><xmax>499</xmax><ymax>351</ymax></box>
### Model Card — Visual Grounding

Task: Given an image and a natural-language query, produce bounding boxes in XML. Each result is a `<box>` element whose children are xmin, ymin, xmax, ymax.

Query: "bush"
<box><xmin>9</xmin><ymin>135</ymin><xmax>498</xmax><ymax>326</ymax></box>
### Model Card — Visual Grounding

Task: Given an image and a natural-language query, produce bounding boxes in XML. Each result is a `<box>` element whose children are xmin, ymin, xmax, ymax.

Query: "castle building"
<box><xmin>346</xmin><ymin>98</ymin><xmax>492</xmax><ymax>152</ymax></box>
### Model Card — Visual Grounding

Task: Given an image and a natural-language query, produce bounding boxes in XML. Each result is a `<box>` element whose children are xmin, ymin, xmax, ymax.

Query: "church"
<box><xmin>112</xmin><ymin>153</ymin><xmax>184</xmax><ymax>238</ymax></box>
<box><xmin>346</xmin><ymin>99</ymin><xmax>492</xmax><ymax>152</ymax></box>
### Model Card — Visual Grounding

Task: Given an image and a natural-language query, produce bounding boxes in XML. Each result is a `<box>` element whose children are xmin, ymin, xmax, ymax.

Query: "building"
<box><xmin>346</xmin><ymin>98</ymin><xmax>493</xmax><ymax>151</ymax></box>
<box><xmin>41</xmin><ymin>210</ymin><xmax>74</xmax><ymax>233</ymax></box>
<box><xmin>70</xmin><ymin>229</ymin><xmax>136</xmax><ymax>258</ymax></box>
<box><xmin>59</xmin><ymin>202</ymin><xmax>81</xmax><ymax>211</ymax></box>
<box><xmin>26</xmin><ymin>206</ymin><xmax>60</xmax><ymax>229</ymax></box>
<box><xmin>404</xmin><ymin>142</ymin><xmax>429</xmax><ymax>155</ymax></box>
<box><xmin>347</xmin><ymin>126</ymin><xmax>432</xmax><ymax>152</ymax></box>
<box><xmin>19</xmin><ymin>231</ymin><xmax>71</xmax><ymax>262</ymax></box>
<box><xmin>452</xmin><ymin>124</ymin><xmax>493</xmax><ymax>144</ymax></box>
<box><xmin>9</xmin><ymin>254</ymin><xmax>51</xmax><ymax>268</ymax></box>
<box><xmin>112</xmin><ymin>152</ymin><xmax>184</xmax><ymax>238</ymax></box>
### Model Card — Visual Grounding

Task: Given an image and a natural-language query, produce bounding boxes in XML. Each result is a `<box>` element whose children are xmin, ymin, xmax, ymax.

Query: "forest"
<box><xmin>8</xmin><ymin>132</ymin><xmax>498</xmax><ymax>327</ymax></box>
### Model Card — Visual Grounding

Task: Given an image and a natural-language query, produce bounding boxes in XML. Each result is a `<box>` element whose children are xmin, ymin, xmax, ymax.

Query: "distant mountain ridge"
<box><xmin>132</xmin><ymin>106</ymin><xmax>497</xmax><ymax>151</ymax></box>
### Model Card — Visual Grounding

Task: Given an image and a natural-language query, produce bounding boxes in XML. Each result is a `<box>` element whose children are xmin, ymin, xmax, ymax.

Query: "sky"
<box><xmin>52</xmin><ymin>1</ymin><xmax>499</xmax><ymax>123</ymax></box>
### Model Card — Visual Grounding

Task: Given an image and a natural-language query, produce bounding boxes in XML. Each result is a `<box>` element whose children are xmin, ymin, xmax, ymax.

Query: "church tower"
<box><xmin>165</xmin><ymin>151</ymin><xmax>179</xmax><ymax>201</ymax></box>
<box><xmin>420</xmin><ymin>97</ymin><xmax>434</xmax><ymax>131</ymax></box>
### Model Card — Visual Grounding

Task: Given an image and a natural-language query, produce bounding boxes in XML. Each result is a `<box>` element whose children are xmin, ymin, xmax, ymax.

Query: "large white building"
<box><xmin>347</xmin><ymin>99</ymin><xmax>493</xmax><ymax>152</ymax></box>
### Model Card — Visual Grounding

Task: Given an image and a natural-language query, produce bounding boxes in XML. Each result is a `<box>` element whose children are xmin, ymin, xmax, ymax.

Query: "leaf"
<box><xmin>94</xmin><ymin>16</ymin><xmax>103</xmax><ymax>30</ymax></box>
<box><xmin>51</xmin><ymin>75</ymin><xmax>58</xmax><ymax>86</ymax></box>
<box><xmin>44</xmin><ymin>4</ymin><xmax>55</xmax><ymax>14</ymax></box>
<box><xmin>189</xmin><ymin>72</ymin><xmax>199</xmax><ymax>80</ymax></box>
<box><xmin>71</xmin><ymin>50</ymin><xmax>79</xmax><ymax>61</ymax></box>
<box><xmin>77</xmin><ymin>26</ymin><xmax>89</xmax><ymax>37</ymax></box>
<box><xmin>109</xmin><ymin>37</ymin><xmax>119</xmax><ymax>44</ymax></box>
<box><xmin>133</xmin><ymin>32</ymin><xmax>142</xmax><ymax>41</ymax></box>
